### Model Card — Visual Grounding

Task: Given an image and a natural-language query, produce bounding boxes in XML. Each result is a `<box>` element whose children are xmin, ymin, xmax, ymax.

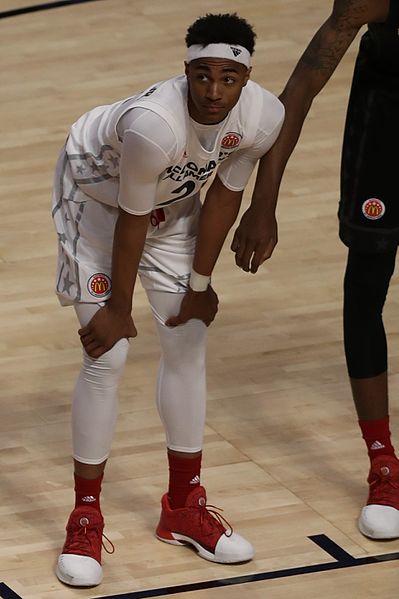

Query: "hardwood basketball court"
<box><xmin>1</xmin><ymin>1</ymin><xmax>399</xmax><ymax>597</ymax></box>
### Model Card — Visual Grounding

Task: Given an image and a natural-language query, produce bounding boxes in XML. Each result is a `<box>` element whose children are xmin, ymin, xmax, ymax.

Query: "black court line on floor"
<box><xmin>0</xmin><ymin>583</ymin><xmax>23</xmax><ymax>599</ymax></box>
<box><xmin>1</xmin><ymin>535</ymin><xmax>399</xmax><ymax>599</ymax></box>
<box><xmin>0</xmin><ymin>0</ymin><xmax>104</xmax><ymax>19</ymax></box>
<box><xmin>0</xmin><ymin>0</ymin><xmax>389</xmax><ymax>594</ymax></box>
<box><xmin>94</xmin><ymin>535</ymin><xmax>399</xmax><ymax>599</ymax></box>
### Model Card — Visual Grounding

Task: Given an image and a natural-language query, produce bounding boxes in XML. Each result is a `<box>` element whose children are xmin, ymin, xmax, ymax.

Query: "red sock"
<box><xmin>359</xmin><ymin>416</ymin><xmax>396</xmax><ymax>461</ymax></box>
<box><xmin>167</xmin><ymin>453</ymin><xmax>202</xmax><ymax>509</ymax></box>
<box><xmin>74</xmin><ymin>473</ymin><xmax>103</xmax><ymax>512</ymax></box>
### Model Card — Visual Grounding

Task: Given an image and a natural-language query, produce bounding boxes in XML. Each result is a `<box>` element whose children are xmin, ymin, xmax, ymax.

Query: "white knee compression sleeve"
<box><xmin>72</xmin><ymin>303</ymin><xmax>129</xmax><ymax>464</ymax></box>
<box><xmin>146</xmin><ymin>291</ymin><xmax>208</xmax><ymax>453</ymax></box>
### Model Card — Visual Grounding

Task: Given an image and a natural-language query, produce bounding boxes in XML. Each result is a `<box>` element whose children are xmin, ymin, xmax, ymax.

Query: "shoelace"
<box><xmin>197</xmin><ymin>502</ymin><xmax>233</xmax><ymax>538</ymax></box>
<box><xmin>66</xmin><ymin>523</ymin><xmax>115</xmax><ymax>556</ymax></box>
<box><xmin>370</xmin><ymin>473</ymin><xmax>399</xmax><ymax>504</ymax></box>
<box><xmin>101</xmin><ymin>531</ymin><xmax>115</xmax><ymax>555</ymax></box>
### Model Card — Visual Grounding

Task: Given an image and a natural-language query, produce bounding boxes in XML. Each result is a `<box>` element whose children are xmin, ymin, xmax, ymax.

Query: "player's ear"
<box><xmin>243</xmin><ymin>66</ymin><xmax>252</xmax><ymax>86</ymax></box>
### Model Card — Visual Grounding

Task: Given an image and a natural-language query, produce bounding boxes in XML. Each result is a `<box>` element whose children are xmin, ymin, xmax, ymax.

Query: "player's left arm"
<box><xmin>165</xmin><ymin>176</ymin><xmax>243</xmax><ymax>327</ymax></box>
<box><xmin>192</xmin><ymin>175</ymin><xmax>244</xmax><ymax>277</ymax></box>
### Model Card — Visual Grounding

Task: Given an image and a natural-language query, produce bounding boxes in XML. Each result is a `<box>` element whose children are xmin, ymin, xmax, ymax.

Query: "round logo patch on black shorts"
<box><xmin>362</xmin><ymin>198</ymin><xmax>385</xmax><ymax>221</ymax></box>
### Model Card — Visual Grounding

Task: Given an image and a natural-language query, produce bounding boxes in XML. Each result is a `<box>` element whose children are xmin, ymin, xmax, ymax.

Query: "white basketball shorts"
<box><xmin>52</xmin><ymin>149</ymin><xmax>201</xmax><ymax>305</ymax></box>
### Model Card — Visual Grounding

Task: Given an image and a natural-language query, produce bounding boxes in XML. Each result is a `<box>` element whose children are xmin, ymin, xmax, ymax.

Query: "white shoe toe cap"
<box><xmin>215</xmin><ymin>532</ymin><xmax>254</xmax><ymax>563</ymax></box>
<box><xmin>359</xmin><ymin>504</ymin><xmax>399</xmax><ymax>539</ymax></box>
<box><xmin>56</xmin><ymin>553</ymin><xmax>103</xmax><ymax>587</ymax></box>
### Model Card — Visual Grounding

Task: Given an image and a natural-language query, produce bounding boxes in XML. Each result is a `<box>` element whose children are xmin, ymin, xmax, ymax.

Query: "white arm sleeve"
<box><xmin>117</xmin><ymin>109</ymin><xmax>178</xmax><ymax>214</ymax></box>
<box><xmin>217</xmin><ymin>91</ymin><xmax>285</xmax><ymax>192</ymax></box>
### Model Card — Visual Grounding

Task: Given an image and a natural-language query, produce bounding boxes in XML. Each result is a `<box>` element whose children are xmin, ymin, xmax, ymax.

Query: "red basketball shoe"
<box><xmin>359</xmin><ymin>455</ymin><xmax>399</xmax><ymax>539</ymax></box>
<box><xmin>56</xmin><ymin>506</ymin><xmax>113</xmax><ymax>586</ymax></box>
<box><xmin>156</xmin><ymin>486</ymin><xmax>254</xmax><ymax>563</ymax></box>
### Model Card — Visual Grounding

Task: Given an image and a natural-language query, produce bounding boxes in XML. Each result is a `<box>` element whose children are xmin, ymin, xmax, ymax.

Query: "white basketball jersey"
<box><xmin>54</xmin><ymin>76</ymin><xmax>284</xmax><ymax>305</ymax></box>
<box><xmin>65</xmin><ymin>76</ymin><xmax>280</xmax><ymax>213</ymax></box>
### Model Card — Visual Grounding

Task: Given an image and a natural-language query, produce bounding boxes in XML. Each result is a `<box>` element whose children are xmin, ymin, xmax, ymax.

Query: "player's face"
<box><xmin>185</xmin><ymin>58</ymin><xmax>251</xmax><ymax>124</ymax></box>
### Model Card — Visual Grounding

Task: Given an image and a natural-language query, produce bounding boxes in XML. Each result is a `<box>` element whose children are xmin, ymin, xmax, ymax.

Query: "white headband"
<box><xmin>186</xmin><ymin>43</ymin><xmax>251</xmax><ymax>68</ymax></box>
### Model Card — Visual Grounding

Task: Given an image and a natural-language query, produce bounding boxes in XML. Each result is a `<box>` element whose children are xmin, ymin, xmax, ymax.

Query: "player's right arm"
<box><xmin>79</xmin><ymin>111</ymin><xmax>175</xmax><ymax>358</ymax></box>
<box><xmin>232</xmin><ymin>0</ymin><xmax>389</xmax><ymax>273</ymax></box>
<box><xmin>78</xmin><ymin>208</ymin><xmax>151</xmax><ymax>358</ymax></box>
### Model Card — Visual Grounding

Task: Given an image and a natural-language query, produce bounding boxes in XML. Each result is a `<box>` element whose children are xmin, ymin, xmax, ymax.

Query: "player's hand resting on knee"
<box><xmin>166</xmin><ymin>286</ymin><xmax>219</xmax><ymax>327</ymax></box>
<box><xmin>231</xmin><ymin>207</ymin><xmax>278</xmax><ymax>273</ymax></box>
<box><xmin>78</xmin><ymin>304</ymin><xmax>137</xmax><ymax>358</ymax></box>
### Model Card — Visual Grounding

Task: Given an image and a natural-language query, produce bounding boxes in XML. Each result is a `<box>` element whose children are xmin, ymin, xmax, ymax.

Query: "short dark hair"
<box><xmin>185</xmin><ymin>13</ymin><xmax>256</xmax><ymax>55</ymax></box>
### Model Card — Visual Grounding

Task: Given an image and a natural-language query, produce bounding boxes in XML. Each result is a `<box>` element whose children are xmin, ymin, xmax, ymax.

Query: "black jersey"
<box><xmin>359</xmin><ymin>0</ymin><xmax>399</xmax><ymax>76</ymax></box>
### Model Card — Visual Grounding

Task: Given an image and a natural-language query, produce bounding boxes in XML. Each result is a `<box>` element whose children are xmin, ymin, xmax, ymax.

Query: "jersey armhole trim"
<box><xmin>118</xmin><ymin>204</ymin><xmax>154</xmax><ymax>216</ymax></box>
<box><xmin>216</xmin><ymin>173</ymin><xmax>245</xmax><ymax>193</ymax></box>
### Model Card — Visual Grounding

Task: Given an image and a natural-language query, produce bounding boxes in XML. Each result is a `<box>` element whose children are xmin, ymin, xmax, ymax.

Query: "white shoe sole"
<box><xmin>56</xmin><ymin>554</ymin><xmax>103</xmax><ymax>587</ymax></box>
<box><xmin>156</xmin><ymin>531</ymin><xmax>254</xmax><ymax>564</ymax></box>
<box><xmin>359</xmin><ymin>504</ymin><xmax>399</xmax><ymax>539</ymax></box>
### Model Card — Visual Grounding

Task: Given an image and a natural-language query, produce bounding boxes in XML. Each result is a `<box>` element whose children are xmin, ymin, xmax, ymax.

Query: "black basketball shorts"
<box><xmin>339</xmin><ymin>60</ymin><xmax>399</xmax><ymax>253</ymax></box>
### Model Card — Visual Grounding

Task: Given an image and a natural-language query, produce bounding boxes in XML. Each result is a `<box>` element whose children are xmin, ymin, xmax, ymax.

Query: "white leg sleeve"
<box><xmin>146</xmin><ymin>290</ymin><xmax>208</xmax><ymax>453</ymax></box>
<box><xmin>72</xmin><ymin>303</ymin><xmax>129</xmax><ymax>464</ymax></box>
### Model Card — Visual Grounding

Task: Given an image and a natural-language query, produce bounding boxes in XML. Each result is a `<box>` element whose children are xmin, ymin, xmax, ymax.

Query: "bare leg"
<box><xmin>74</xmin><ymin>459</ymin><xmax>107</xmax><ymax>479</ymax></box>
<box><xmin>350</xmin><ymin>372</ymin><xmax>388</xmax><ymax>421</ymax></box>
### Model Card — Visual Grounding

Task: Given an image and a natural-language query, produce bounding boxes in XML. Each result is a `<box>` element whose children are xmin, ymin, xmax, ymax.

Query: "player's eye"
<box><xmin>225</xmin><ymin>76</ymin><xmax>236</xmax><ymax>84</ymax></box>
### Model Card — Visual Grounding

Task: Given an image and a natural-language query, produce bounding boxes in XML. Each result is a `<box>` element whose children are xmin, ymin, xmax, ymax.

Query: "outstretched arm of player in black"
<box><xmin>232</xmin><ymin>0</ymin><xmax>389</xmax><ymax>273</ymax></box>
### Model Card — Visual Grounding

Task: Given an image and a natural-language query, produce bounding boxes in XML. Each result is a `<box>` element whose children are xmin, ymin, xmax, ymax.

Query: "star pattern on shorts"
<box><xmin>76</xmin><ymin>164</ymin><xmax>86</xmax><ymax>174</ymax></box>
<box><xmin>62</xmin><ymin>273</ymin><xmax>74</xmax><ymax>294</ymax></box>
<box><xmin>57</xmin><ymin>232</ymin><xmax>67</xmax><ymax>244</ymax></box>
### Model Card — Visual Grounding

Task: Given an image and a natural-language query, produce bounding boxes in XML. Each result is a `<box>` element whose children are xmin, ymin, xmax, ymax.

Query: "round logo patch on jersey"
<box><xmin>362</xmin><ymin>198</ymin><xmax>385</xmax><ymax>220</ymax></box>
<box><xmin>221</xmin><ymin>132</ymin><xmax>241</xmax><ymax>149</ymax></box>
<box><xmin>87</xmin><ymin>273</ymin><xmax>111</xmax><ymax>298</ymax></box>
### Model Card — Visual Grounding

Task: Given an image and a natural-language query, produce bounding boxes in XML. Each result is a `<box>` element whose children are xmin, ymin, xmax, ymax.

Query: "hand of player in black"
<box><xmin>231</xmin><ymin>207</ymin><xmax>278</xmax><ymax>273</ymax></box>
<box><xmin>78</xmin><ymin>304</ymin><xmax>137</xmax><ymax>358</ymax></box>
<box><xmin>166</xmin><ymin>286</ymin><xmax>219</xmax><ymax>327</ymax></box>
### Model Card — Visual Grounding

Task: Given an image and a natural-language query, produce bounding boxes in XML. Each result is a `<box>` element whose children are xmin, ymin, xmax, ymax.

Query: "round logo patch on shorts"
<box><xmin>362</xmin><ymin>198</ymin><xmax>385</xmax><ymax>220</ymax></box>
<box><xmin>221</xmin><ymin>132</ymin><xmax>241</xmax><ymax>149</ymax></box>
<box><xmin>87</xmin><ymin>273</ymin><xmax>111</xmax><ymax>298</ymax></box>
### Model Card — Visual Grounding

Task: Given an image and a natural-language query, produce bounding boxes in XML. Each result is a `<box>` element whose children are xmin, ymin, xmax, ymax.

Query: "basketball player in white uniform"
<box><xmin>52</xmin><ymin>13</ymin><xmax>284</xmax><ymax>587</ymax></box>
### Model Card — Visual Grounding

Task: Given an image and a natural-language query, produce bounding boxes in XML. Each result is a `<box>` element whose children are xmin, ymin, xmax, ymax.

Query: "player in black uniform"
<box><xmin>231</xmin><ymin>0</ymin><xmax>399</xmax><ymax>539</ymax></box>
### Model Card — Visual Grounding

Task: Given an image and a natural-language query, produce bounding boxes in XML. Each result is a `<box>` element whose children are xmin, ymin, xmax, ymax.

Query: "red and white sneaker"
<box><xmin>359</xmin><ymin>455</ymin><xmax>399</xmax><ymax>539</ymax></box>
<box><xmin>56</xmin><ymin>506</ymin><xmax>114</xmax><ymax>587</ymax></box>
<box><xmin>155</xmin><ymin>486</ymin><xmax>254</xmax><ymax>563</ymax></box>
